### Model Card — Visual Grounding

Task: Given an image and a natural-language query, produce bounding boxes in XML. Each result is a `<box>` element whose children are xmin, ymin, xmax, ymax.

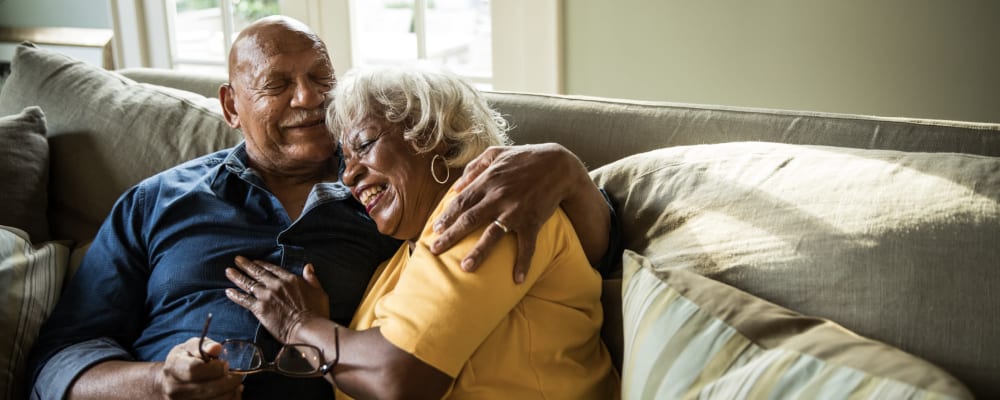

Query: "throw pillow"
<box><xmin>0</xmin><ymin>43</ymin><xmax>241</xmax><ymax>243</ymax></box>
<box><xmin>0</xmin><ymin>106</ymin><xmax>50</xmax><ymax>243</ymax></box>
<box><xmin>621</xmin><ymin>250</ymin><xmax>972</xmax><ymax>399</ymax></box>
<box><xmin>591</xmin><ymin>141</ymin><xmax>1000</xmax><ymax>398</ymax></box>
<box><xmin>0</xmin><ymin>226</ymin><xmax>69</xmax><ymax>400</ymax></box>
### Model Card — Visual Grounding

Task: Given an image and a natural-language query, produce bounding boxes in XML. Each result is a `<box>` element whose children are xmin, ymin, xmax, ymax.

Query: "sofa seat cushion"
<box><xmin>591</xmin><ymin>141</ymin><xmax>1000</xmax><ymax>398</ymax></box>
<box><xmin>0</xmin><ymin>106</ymin><xmax>50</xmax><ymax>242</ymax></box>
<box><xmin>0</xmin><ymin>44</ymin><xmax>242</xmax><ymax>244</ymax></box>
<box><xmin>620</xmin><ymin>250</ymin><xmax>972</xmax><ymax>399</ymax></box>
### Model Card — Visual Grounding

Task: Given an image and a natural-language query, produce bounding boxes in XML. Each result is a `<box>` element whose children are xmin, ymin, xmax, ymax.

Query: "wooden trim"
<box><xmin>0</xmin><ymin>26</ymin><xmax>115</xmax><ymax>69</ymax></box>
<box><xmin>0</xmin><ymin>27</ymin><xmax>113</xmax><ymax>48</ymax></box>
<box><xmin>110</xmin><ymin>0</ymin><xmax>149</xmax><ymax>68</ymax></box>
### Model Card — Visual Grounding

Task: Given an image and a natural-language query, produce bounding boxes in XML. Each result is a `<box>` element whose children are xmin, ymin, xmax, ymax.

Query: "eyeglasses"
<box><xmin>198</xmin><ymin>313</ymin><xmax>337</xmax><ymax>377</ymax></box>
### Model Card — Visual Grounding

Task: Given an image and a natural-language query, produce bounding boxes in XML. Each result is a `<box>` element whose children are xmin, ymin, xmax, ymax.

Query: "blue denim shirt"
<box><xmin>27</xmin><ymin>144</ymin><xmax>401</xmax><ymax>400</ymax></box>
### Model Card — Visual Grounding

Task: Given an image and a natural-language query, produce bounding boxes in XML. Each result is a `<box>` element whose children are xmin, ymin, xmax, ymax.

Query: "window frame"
<box><xmin>109</xmin><ymin>0</ymin><xmax>561</xmax><ymax>92</ymax></box>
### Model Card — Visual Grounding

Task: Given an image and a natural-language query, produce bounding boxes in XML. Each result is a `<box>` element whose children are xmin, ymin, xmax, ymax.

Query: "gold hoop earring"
<box><xmin>431</xmin><ymin>154</ymin><xmax>449</xmax><ymax>184</ymax></box>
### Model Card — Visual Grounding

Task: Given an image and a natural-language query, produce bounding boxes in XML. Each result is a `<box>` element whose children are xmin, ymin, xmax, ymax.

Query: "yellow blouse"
<box><xmin>349</xmin><ymin>188</ymin><xmax>620</xmax><ymax>399</ymax></box>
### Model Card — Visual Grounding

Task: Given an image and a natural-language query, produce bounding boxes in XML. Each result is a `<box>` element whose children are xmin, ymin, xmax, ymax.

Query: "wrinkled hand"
<box><xmin>429</xmin><ymin>143</ymin><xmax>586</xmax><ymax>283</ymax></box>
<box><xmin>225</xmin><ymin>257</ymin><xmax>330</xmax><ymax>343</ymax></box>
<box><xmin>158</xmin><ymin>337</ymin><xmax>242</xmax><ymax>399</ymax></box>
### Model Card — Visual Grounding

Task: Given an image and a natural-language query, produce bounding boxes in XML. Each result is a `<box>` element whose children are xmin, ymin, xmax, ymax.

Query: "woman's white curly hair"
<box><xmin>326</xmin><ymin>63</ymin><xmax>511</xmax><ymax>167</ymax></box>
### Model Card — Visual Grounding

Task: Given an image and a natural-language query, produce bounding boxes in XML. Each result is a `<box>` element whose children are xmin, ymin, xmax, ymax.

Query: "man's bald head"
<box><xmin>219</xmin><ymin>15</ymin><xmax>337</xmax><ymax>178</ymax></box>
<box><xmin>228</xmin><ymin>15</ymin><xmax>329</xmax><ymax>84</ymax></box>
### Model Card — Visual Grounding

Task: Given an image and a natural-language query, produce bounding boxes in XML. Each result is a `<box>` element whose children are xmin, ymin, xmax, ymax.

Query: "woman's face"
<box><xmin>341</xmin><ymin>119</ymin><xmax>447</xmax><ymax>240</ymax></box>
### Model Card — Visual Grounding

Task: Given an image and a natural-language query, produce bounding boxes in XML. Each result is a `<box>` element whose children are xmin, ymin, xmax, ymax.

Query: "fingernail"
<box><xmin>461</xmin><ymin>258</ymin><xmax>474</xmax><ymax>271</ymax></box>
<box><xmin>433</xmin><ymin>220</ymin><xmax>444</xmax><ymax>233</ymax></box>
<box><xmin>515</xmin><ymin>272</ymin><xmax>526</xmax><ymax>284</ymax></box>
<box><xmin>235</xmin><ymin>255</ymin><xmax>247</xmax><ymax>264</ymax></box>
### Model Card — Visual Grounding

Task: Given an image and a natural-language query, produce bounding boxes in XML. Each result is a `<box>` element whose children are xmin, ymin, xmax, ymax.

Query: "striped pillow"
<box><xmin>620</xmin><ymin>250</ymin><xmax>972</xmax><ymax>400</ymax></box>
<box><xmin>0</xmin><ymin>226</ymin><xmax>69</xmax><ymax>400</ymax></box>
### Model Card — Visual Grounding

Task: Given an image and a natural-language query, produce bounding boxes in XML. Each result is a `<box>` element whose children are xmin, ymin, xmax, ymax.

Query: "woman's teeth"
<box><xmin>360</xmin><ymin>185</ymin><xmax>386</xmax><ymax>207</ymax></box>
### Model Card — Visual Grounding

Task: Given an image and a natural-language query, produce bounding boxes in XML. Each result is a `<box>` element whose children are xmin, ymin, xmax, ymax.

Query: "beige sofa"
<box><xmin>1</xmin><ymin>43</ymin><xmax>998</xmax><ymax>399</ymax></box>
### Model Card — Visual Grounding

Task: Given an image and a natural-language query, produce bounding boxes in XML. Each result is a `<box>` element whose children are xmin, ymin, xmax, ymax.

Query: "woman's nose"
<box><xmin>342</xmin><ymin>154</ymin><xmax>362</xmax><ymax>187</ymax></box>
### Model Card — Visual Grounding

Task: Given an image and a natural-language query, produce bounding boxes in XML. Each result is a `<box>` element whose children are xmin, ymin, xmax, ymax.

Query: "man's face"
<box><xmin>227</xmin><ymin>30</ymin><xmax>336</xmax><ymax>175</ymax></box>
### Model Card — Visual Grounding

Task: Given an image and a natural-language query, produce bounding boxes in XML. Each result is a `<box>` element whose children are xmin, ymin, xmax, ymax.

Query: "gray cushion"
<box><xmin>0</xmin><ymin>226</ymin><xmax>69</xmax><ymax>400</ymax></box>
<box><xmin>0</xmin><ymin>106</ymin><xmax>50</xmax><ymax>242</ymax></box>
<box><xmin>591</xmin><ymin>141</ymin><xmax>1000</xmax><ymax>398</ymax></box>
<box><xmin>620</xmin><ymin>250</ymin><xmax>971</xmax><ymax>399</ymax></box>
<box><xmin>0</xmin><ymin>44</ymin><xmax>242</xmax><ymax>243</ymax></box>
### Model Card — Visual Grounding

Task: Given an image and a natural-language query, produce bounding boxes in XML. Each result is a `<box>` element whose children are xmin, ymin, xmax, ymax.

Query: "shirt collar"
<box><xmin>222</xmin><ymin>142</ymin><xmax>353</xmax><ymax>203</ymax></box>
<box><xmin>222</xmin><ymin>142</ymin><xmax>250</xmax><ymax>174</ymax></box>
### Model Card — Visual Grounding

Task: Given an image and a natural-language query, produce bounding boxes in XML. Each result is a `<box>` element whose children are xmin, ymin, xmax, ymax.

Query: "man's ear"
<box><xmin>219</xmin><ymin>83</ymin><xmax>241</xmax><ymax>129</ymax></box>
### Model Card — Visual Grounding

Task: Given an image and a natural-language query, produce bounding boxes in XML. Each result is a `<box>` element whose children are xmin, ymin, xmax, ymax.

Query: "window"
<box><xmin>110</xmin><ymin>0</ymin><xmax>559</xmax><ymax>92</ymax></box>
<box><xmin>353</xmin><ymin>0</ymin><xmax>492</xmax><ymax>88</ymax></box>
<box><xmin>172</xmin><ymin>0</ymin><xmax>280</xmax><ymax>72</ymax></box>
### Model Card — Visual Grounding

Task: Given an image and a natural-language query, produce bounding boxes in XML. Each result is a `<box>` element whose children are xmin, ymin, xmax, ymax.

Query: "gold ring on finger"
<box><xmin>493</xmin><ymin>219</ymin><xmax>511</xmax><ymax>234</ymax></box>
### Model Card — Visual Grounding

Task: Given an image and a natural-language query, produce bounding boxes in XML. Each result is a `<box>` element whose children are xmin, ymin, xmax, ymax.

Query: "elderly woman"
<box><xmin>224</xmin><ymin>65</ymin><xmax>619</xmax><ymax>399</ymax></box>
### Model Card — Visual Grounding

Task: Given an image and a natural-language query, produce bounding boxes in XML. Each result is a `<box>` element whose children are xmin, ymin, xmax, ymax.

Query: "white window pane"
<box><xmin>354</xmin><ymin>0</ymin><xmax>419</xmax><ymax>66</ymax></box>
<box><xmin>174</xmin><ymin>0</ymin><xmax>225</xmax><ymax>64</ymax></box>
<box><xmin>173</xmin><ymin>0</ymin><xmax>279</xmax><ymax>73</ymax></box>
<box><xmin>425</xmin><ymin>0</ymin><xmax>491</xmax><ymax>81</ymax></box>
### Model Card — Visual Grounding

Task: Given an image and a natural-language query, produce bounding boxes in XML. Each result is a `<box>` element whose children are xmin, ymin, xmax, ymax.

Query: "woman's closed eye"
<box><xmin>351</xmin><ymin>139</ymin><xmax>374</xmax><ymax>155</ymax></box>
<box><xmin>351</xmin><ymin>132</ymin><xmax>386</xmax><ymax>155</ymax></box>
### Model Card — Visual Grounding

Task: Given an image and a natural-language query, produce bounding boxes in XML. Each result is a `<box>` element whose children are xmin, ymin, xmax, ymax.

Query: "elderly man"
<box><xmin>27</xmin><ymin>16</ymin><xmax>614</xmax><ymax>400</ymax></box>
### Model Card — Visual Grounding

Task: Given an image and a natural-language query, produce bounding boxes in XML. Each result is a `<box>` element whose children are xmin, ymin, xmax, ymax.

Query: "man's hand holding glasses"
<box><xmin>157</xmin><ymin>319</ymin><xmax>242</xmax><ymax>399</ymax></box>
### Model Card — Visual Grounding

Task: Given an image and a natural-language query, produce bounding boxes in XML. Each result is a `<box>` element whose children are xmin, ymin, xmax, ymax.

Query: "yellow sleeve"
<box><xmin>373</xmin><ymin>189</ymin><xmax>580</xmax><ymax>377</ymax></box>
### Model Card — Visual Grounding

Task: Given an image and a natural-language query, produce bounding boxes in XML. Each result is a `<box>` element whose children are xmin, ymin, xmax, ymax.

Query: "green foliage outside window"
<box><xmin>176</xmin><ymin>0</ymin><xmax>280</xmax><ymax>21</ymax></box>
<box><xmin>384</xmin><ymin>0</ymin><xmax>437</xmax><ymax>9</ymax></box>
<box><xmin>176</xmin><ymin>0</ymin><xmax>218</xmax><ymax>12</ymax></box>
<box><xmin>234</xmin><ymin>0</ymin><xmax>281</xmax><ymax>21</ymax></box>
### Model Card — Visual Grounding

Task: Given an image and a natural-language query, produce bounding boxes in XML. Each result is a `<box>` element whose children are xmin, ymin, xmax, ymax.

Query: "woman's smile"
<box><xmin>356</xmin><ymin>183</ymin><xmax>389</xmax><ymax>213</ymax></box>
<box><xmin>340</xmin><ymin>118</ymin><xmax>457</xmax><ymax>240</ymax></box>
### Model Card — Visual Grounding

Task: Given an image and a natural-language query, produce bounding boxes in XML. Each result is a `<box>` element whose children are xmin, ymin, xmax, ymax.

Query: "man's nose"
<box><xmin>291</xmin><ymin>79</ymin><xmax>326</xmax><ymax>109</ymax></box>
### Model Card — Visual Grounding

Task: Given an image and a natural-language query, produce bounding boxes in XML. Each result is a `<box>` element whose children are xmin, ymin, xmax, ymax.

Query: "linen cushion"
<box><xmin>591</xmin><ymin>141</ymin><xmax>1000</xmax><ymax>398</ymax></box>
<box><xmin>0</xmin><ymin>43</ymin><xmax>242</xmax><ymax>244</ymax></box>
<box><xmin>620</xmin><ymin>250</ymin><xmax>972</xmax><ymax>399</ymax></box>
<box><xmin>0</xmin><ymin>106</ymin><xmax>50</xmax><ymax>242</ymax></box>
<box><xmin>0</xmin><ymin>226</ymin><xmax>69</xmax><ymax>400</ymax></box>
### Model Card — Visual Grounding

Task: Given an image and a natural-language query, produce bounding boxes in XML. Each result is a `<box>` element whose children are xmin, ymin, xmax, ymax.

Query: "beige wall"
<box><xmin>564</xmin><ymin>1</ymin><xmax>1000</xmax><ymax>123</ymax></box>
<box><xmin>0</xmin><ymin>0</ymin><xmax>110</xmax><ymax>29</ymax></box>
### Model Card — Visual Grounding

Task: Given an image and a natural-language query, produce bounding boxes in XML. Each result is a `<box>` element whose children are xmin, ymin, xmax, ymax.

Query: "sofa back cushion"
<box><xmin>0</xmin><ymin>44</ymin><xmax>242</xmax><ymax>244</ymax></box>
<box><xmin>117</xmin><ymin>67</ymin><xmax>230</xmax><ymax>99</ymax></box>
<box><xmin>487</xmin><ymin>92</ymin><xmax>1000</xmax><ymax>169</ymax></box>
<box><xmin>591</xmin><ymin>141</ymin><xmax>1000</xmax><ymax>398</ymax></box>
<box><xmin>112</xmin><ymin>72</ymin><xmax>1000</xmax><ymax>172</ymax></box>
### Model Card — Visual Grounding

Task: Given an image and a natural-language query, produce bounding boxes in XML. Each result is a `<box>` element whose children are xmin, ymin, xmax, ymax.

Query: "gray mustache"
<box><xmin>282</xmin><ymin>109</ymin><xmax>326</xmax><ymax>128</ymax></box>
